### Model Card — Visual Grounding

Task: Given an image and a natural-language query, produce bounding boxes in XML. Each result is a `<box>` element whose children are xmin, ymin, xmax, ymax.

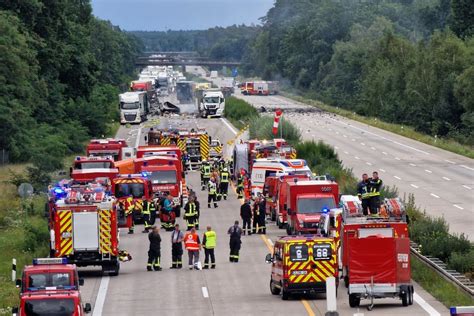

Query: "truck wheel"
<box><xmin>281</xmin><ymin>288</ymin><xmax>289</xmax><ymax>300</ymax></box>
<box><xmin>408</xmin><ymin>286</ymin><xmax>414</xmax><ymax>305</ymax></box>
<box><xmin>109</xmin><ymin>261</ymin><xmax>120</xmax><ymax>277</ymax></box>
<box><xmin>401</xmin><ymin>291</ymin><xmax>409</xmax><ymax>306</ymax></box>
<box><xmin>344</xmin><ymin>275</ymin><xmax>349</xmax><ymax>288</ymax></box>
<box><xmin>271</xmin><ymin>209</ymin><xmax>276</xmax><ymax>222</ymax></box>
<box><xmin>349</xmin><ymin>294</ymin><xmax>360</xmax><ymax>307</ymax></box>
<box><xmin>270</xmin><ymin>280</ymin><xmax>280</xmax><ymax>295</ymax></box>
<box><xmin>277</xmin><ymin>218</ymin><xmax>283</xmax><ymax>229</ymax></box>
<box><xmin>286</xmin><ymin>225</ymin><xmax>292</xmax><ymax>235</ymax></box>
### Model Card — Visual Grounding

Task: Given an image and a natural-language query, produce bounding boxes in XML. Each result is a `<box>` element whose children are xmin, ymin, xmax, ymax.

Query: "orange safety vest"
<box><xmin>184</xmin><ymin>233</ymin><xmax>200</xmax><ymax>251</ymax></box>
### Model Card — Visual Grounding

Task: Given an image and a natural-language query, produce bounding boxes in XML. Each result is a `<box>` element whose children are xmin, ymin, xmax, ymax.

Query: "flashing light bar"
<box><xmin>450</xmin><ymin>306</ymin><xmax>474</xmax><ymax>316</ymax></box>
<box><xmin>33</xmin><ymin>258</ymin><xmax>67</xmax><ymax>265</ymax></box>
<box><xmin>27</xmin><ymin>285</ymin><xmax>77</xmax><ymax>292</ymax></box>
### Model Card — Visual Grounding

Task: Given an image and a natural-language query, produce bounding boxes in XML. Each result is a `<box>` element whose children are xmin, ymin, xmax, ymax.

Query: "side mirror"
<box><xmin>265</xmin><ymin>253</ymin><xmax>273</xmax><ymax>264</ymax></box>
<box><xmin>84</xmin><ymin>303</ymin><xmax>92</xmax><ymax>313</ymax></box>
<box><xmin>15</xmin><ymin>279</ymin><xmax>22</xmax><ymax>288</ymax></box>
<box><xmin>12</xmin><ymin>307</ymin><xmax>18</xmax><ymax>314</ymax></box>
<box><xmin>79</xmin><ymin>278</ymin><xmax>84</xmax><ymax>286</ymax></box>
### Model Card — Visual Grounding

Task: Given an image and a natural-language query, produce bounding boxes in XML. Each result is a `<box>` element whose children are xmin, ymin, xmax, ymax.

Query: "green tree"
<box><xmin>450</xmin><ymin>0</ymin><xmax>474</xmax><ymax>38</ymax></box>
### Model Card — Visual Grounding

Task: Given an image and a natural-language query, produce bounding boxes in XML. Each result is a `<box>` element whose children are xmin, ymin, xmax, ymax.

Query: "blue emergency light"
<box><xmin>141</xmin><ymin>171</ymin><xmax>150</xmax><ymax>177</ymax></box>
<box><xmin>321</xmin><ymin>207</ymin><xmax>330</xmax><ymax>213</ymax></box>
<box><xmin>450</xmin><ymin>306</ymin><xmax>474</xmax><ymax>315</ymax></box>
<box><xmin>33</xmin><ymin>258</ymin><xmax>68</xmax><ymax>265</ymax></box>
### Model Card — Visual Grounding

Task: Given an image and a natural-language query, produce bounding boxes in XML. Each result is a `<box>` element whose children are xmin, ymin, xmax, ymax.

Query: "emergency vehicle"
<box><xmin>250</xmin><ymin>159</ymin><xmax>312</xmax><ymax>196</ymax></box>
<box><xmin>16</xmin><ymin>258</ymin><xmax>83</xmax><ymax>294</ymax></box>
<box><xmin>137</xmin><ymin>145</ymin><xmax>182</xmax><ymax>161</ymax></box>
<box><xmin>265</xmin><ymin>235</ymin><xmax>339</xmax><ymax>300</ymax></box>
<box><xmin>70</xmin><ymin>156</ymin><xmax>118</xmax><ymax>184</ymax></box>
<box><xmin>340</xmin><ymin>196</ymin><xmax>413</xmax><ymax>309</ymax></box>
<box><xmin>112</xmin><ymin>174</ymin><xmax>154</xmax><ymax>228</ymax></box>
<box><xmin>86</xmin><ymin>138</ymin><xmax>134</xmax><ymax>161</ymax></box>
<box><xmin>14</xmin><ymin>290</ymin><xmax>91</xmax><ymax>315</ymax></box>
<box><xmin>241</xmin><ymin>81</ymin><xmax>270</xmax><ymax>95</ymax></box>
<box><xmin>284</xmin><ymin>179</ymin><xmax>339</xmax><ymax>235</ymax></box>
<box><xmin>51</xmin><ymin>186</ymin><xmax>120</xmax><ymax>276</ymax></box>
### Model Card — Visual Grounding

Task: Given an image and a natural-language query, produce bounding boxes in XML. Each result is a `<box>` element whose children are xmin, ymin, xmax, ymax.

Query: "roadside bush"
<box><xmin>224</xmin><ymin>96</ymin><xmax>258</xmax><ymax>128</ymax></box>
<box><xmin>23</xmin><ymin>218</ymin><xmax>49</xmax><ymax>253</ymax></box>
<box><xmin>249</xmin><ymin>116</ymin><xmax>301</xmax><ymax>145</ymax></box>
<box><xmin>448</xmin><ymin>249</ymin><xmax>474</xmax><ymax>275</ymax></box>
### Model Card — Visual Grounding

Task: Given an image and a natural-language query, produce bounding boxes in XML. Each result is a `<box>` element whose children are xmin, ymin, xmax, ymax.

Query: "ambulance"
<box><xmin>265</xmin><ymin>235</ymin><xmax>338</xmax><ymax>300</ymax></box>
<box><xmin>250</xmin><ymin>159</ymin><xmax>312</xmax><ymax>196</ymax></box>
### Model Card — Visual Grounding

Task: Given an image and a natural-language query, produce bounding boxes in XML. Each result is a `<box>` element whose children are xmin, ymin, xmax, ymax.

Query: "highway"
<box><xmin>210</xmin><ymin>76</ymin><xmax>474</xmax><ymax>241</ymax></box>
<box><xmin>77</xmin><ymin>110</ymin><xmax>448</xmax><ymax>315</ymax></box>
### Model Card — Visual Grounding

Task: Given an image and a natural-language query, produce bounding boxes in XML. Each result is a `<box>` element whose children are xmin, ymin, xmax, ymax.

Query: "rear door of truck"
<box><xmin>73</xmin><ymin>212</ymin><xmax>99</xmax><ymax>251</ymax></box>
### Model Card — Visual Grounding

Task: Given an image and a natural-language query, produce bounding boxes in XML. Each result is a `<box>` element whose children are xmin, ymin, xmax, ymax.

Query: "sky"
<box><xmin>91</xmin><ymin>0</ymin><xmax>275</xmax><ymax>31</ymax></box>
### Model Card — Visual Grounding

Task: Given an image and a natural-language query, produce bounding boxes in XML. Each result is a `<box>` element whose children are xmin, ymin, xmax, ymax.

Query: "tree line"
<box><xmin>0</xmin><ymin>1</ymin><xmax>142</xmax><ymax>170</ymax></box>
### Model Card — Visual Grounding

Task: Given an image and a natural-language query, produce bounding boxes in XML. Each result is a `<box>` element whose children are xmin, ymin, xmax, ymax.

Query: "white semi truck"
<box><xmin>119</xmin><ymin>91</ymin><xmax>149</xmax><ymax>124</ymax></box>
<box><xmin>197</xmin><ymin>89</ymin><xmax>225</xmax><ymax>118</ymax></box>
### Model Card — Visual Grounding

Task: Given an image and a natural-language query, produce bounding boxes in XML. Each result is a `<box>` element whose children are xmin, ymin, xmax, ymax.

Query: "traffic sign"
<box><xmin>232</xmin><ymin>68</ymin><xmax>238</xmax><ymax>77</ymax></box>
<box><xmin>18</xmin><ymin>183</ymin><xmax>34</xmax><ymax>198</ymax></box>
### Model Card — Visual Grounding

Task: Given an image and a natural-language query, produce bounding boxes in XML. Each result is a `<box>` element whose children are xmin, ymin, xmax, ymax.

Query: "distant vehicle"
<box><xmin>241</xmin><ymin>81</ymin><xmax>269</xmax><ymax>95</ymax></box>
<box><xmin>197</xmin><ymin>90</ymin><xmax>225</xmax><ymax>118</ymax></box>
<box><xmin>119</xmin><ymin>91</ymin><xmax>149</xmax><ymax>124</ymax></box>
<box><xmin>86</xmin><ymin>138</ymin><xmax>134</xmax><ymax>161</ymax></box>
<box><xmin>157</xmin><ymin>72</ymin><xmax>169</xmax><ymax>96</ymax></box>
<box><xmin>176</xmin><ymin>81</ymin><xmax>194</xmax><ymax>103</ymax></box>
<box><xmin>13</xmin><ymin>290</ymin><xmax>91</xmax><ymax>316</ymax></box>
<box><xmin>130</xmin><ymin>80</ymin><xmax>156</xmax><ymax>102</ymax></box>
<box><xmin>210</xmin><ymin>71</ymin><xmax>218</xmax><ymax>78</ymax></box>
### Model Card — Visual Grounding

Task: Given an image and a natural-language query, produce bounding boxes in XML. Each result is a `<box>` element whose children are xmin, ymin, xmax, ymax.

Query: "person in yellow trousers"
<box><xmin>202</xmin><ymin>226</ymin><xmax>216</xmax><ymax>269</ymax></box>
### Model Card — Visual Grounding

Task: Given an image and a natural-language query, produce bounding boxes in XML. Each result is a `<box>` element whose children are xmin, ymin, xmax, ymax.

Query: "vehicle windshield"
<box><xmin>204</xmin><ymin>97</ymin><xmax>220</xmax><ymax>103</ymax></box>
<box><xmin>75</xmin><ymin>162</ymin><xmax>112</xmax><ymax>169</ymax></box>
<box><xmin>115</xmin><ymin>183</ymin><xmax>144</xmax><ymax>198</ymax></box>
<box><xmin>28</xmin><ymin>272</ymin><xmax>72</xmax><ymax>288</ymax></box>
<box><xmin>120</xmin><ymin>102</ymin><xmax>139</xmax><ymax>110</ymax></box>
<box><xmin>297</xmin><ymin>197</ymin><xmax>336</xmax><ymax>214</ymax></box>
<box><xmin>24</xmin><ymin>298</ymin><xmax>75</xmax><ymax>316</ymax></box>
<box><xmin>149</xmin><ymin>170</ymin><xmax>177</xmax><ymax>184</ymax></box>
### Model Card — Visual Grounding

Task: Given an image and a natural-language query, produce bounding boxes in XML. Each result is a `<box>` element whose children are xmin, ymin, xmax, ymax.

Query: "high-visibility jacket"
<box><xmin>220</xmin><ymin>172</ymin><xmax>229</xmax><ymax>183</ymax></box>
<box><xmin>237</xmin><ymin>175</ymin><xmax>244</xmax><ymax>187</ymax></box>
<box><xmin>369</xmin><ymin>178</ymin><xmax>383</xmax><ymax>197</ymax></box>
<box><xmin>185</xmin><ymin>203</ymin><xmax>197</xmax><ymax>217</ymax></box>
<box><xmin>143</xmin><ymin>201</ymin><xmax>152</xmax><ymax>215</ymax></box>
<box><xmin>208</xmin><ymin>182</ymin><xmax>217</xmax><ymax>195</ymax></box>
<box><xmin>184</xmin><ymin>233</ymin><xmax>200</xmax><ymax>251</ymax></box>
<box><xmin>203</xmin><ymin>230</ymin><xmax>217</xmax><ymax>249</ymax></box>
<box><xmin>203</xmin><ymin>165</ymin><xmax>211</xmax><ymax>178</ymax></box>
<box><xmin>357</xmin><ymin>180</ymin><xmax>371</xmax><ymax>199</ymax></box>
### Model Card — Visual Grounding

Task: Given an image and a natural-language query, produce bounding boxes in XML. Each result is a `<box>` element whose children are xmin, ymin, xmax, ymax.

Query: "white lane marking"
<box><xmin>442</xmin><ymin>177</ymin><xmax>451</xmax><ymax>181</ymax></box>
<box><xmin>355</xmin><ymin>156</ymin><xmax>360</xmax><ymax>160</ymax></box>
<box><xmin>134</xmin><ymin>125</ymin><xmax>142</xmax><ymax>149</ymax></box>
<box><xmin>335</xmin><ymin>146</ymin><xmax>339</xmax><ymax>150</ymax></box>
<box><xmin>201</xmin><ymin>287</ymin><xmax>209</xmax><ymax>298</ymax></box>
<box><xmin>395</xmin><ymin>157</ymin><xmax>401</xmax><ymax>160</ymax></box>
<box><xmin>460</xmin><ymin>164</ymin><xmax>474</xmax><ymax>171</ymax></box>
<box><xmin>360</xmin><ymin>142</ymin><xmax>365</xmax><ymax>146</ymax></box>
<box><xmin>267</xmin><ymin>238</ymin><xmax>274</xmax><ymax>246</ymax></box>
<box><xmin>394</xmin><ymin>176</ymin><xmax>401</xmax><ymax>180</ymax></box>
<box><xmin>445</xmin><ymin>159</ymin><xmax>455</xmax><ymax>164</ymax></box>
<box><xmin>382</xmin><ymin>151</ymin><xmax>388</xmax><ymax>155</ymax></box>
<box><xmin>430</xmin><ymin>193</ymin><xmax>440</xmax><ymax>199</ymax></box>
<box><xmin>463</xmin><ymin>185</ymin><xmax>472</xmax><ymax>190</ymax></box>
<box><xmin>425</xmin><ymin>169</ymin><xmax>432</xmax><ymax>173</ymax></box>
<box><xmin>411</xmin><ymin>184</ymin><xmax>419</xmax><ymax>189</ymax></box>
<box><xmin>335</xmin><ymin>131</ymin><xmax>339</xmax><ymax>134</ymax></box>
<box><xmin>379</xmin><ymin>168</ymin><xmax>386</xmax><ymax>173</ymax></box>
<box><xmin>344</xmin><ymin>151</ymin><xmax>349</xmax><ymax>154</ymax></box>
<box><xmin>409</xmin><ymin>163</ymin><xmax>417</xmax><ymax>167</ymax></box>
<box><xmin>413</xmin><ymin>292</ymin><xmax>441</xmax><ymax>316</ymax></box>
<box><xmin>453</xmin><ymin>204</ymin><xmax>464</xmax><ymax>210</ymax></box>
<box><xmin>327</xmin><ymin>116</ymin><xmax>431</xmax><ymax>155</ymax></box>
<box><xmin>92</xmin><ymin>276</ymin><xmax>110</xmax><ymax>316</ymax></box>
<box><xmin>366</xmin><ymin>162</ymin><xmax>372</xmax><ymax>166</ymax></box>
<box><xmin>351</xmin><ymin>138</ymin><xmax>356</xmax><ymax>142</ymax></box>
<box><xmin>343</xmin><ymin>134</ymin><xmax>347</xmax><ymax>138</ymax></box>
<box><xmin>370</xmin><ymin>146</ymin><xmax>376</xmax><ymax>150</ymax></box>
<box><xmin>220</xmin><ymin>118</ymin><xmax>238</xmax><ymax>135</ymax></box>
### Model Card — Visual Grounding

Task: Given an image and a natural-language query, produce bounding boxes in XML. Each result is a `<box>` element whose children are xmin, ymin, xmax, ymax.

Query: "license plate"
<box><xmin>292</xmin><ymin>270</ymin><xmax>308</xmax><ymax>275</ymax></box>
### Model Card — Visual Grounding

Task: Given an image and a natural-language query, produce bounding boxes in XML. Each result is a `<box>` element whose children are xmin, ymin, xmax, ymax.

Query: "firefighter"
<box><xmin>357</xmin><ymin>173</ymin><xmax>371</xmax><ymax>215</ymax></box>
<box><xmin>252</xmin><ymin>197</ymin><xmax>259</xmax><ymax>234</ymax></box>
<box><xmin>228</xmin><ymin>220</ymin><xmax>243</xmax><ymax>262</ymax></box>
<box><xmin>369</xmin><ymin>171</ymin><xmax>383</xmax><ymax>215</ymax></box>
<box><xmin>236</xmin><ymin>173</ymin><xmax>244</xmax><ymax>199</ymax></box>
<box><xmin>201</xmin><ymin>160</ymin><xmax>211</xmax><ymax>190</ymax></box>
<box><xmin>240</xmin><ymin>199</ymin><xmax>252</xmax><ymax>235</ymax></box>
<box><xmin>257</xmin><ymin>194</ymin><xmax>267</xmax><ymax>234</ymax></box>
<box><xmin>193</xmin><ymin>193</ymin><xmax>201</xmax><ymax>230</ymax></box>
<box><xmin>218</xmin><ymin>158</ymin><xmax>226</xmax><ymax>172</ymax></box>
<box><xmin>184</xmin><ymin>227</ymin><xmax>201</xmax><ymax>270</ymax></box>
<box><xmin>202</xmin><ymin>226</ymin><xmax>217</xmax><ymax>269</ymax></box>
<box><xmin>208</xmin><ymin>177</ymin><xmax>218</xmax><ymax>208</ymax></box>
<box><xmin>170</xmin><ymin>224</ymin><xmax>184</xmax><ymax>269</ymax></box>
<box><xmin>160</xmin><ymin>194</ymin><xmax>176</xmax><ymax>230</ymax></box>
<box><xmin>183</xmin><ymin>195</ymin><xmax>198</xmax><ymax>231</ymax></box>
<box><xmin>150</xmin><ymin>197</ymin><xmax>158</xmax><ymax>225</ymax></box>
<box><xmin>219</xmin><ymin>168</ymin><xmax>230</xmax><ymax>200</ymax></box>
<box><xmin>147</xmin><ymin>226</ymin><xmax>162</xmax><ymax>271</ymax></box>
<box><xmin>125</xmin><ymin>196</ymin><xmax>135</xmax><ymax>234</ymax></box>
<box><xmin>142</xmin><ymin>200</ymin><xmax>152</xmax><ymax>233</ymax></box>
<box><xmin>182</xmin><ymin>151</ymin><xmax>190</xmax><ymax>171</ymax></box>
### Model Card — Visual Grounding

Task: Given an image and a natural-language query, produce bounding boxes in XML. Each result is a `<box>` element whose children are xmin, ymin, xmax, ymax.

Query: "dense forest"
<box><xmin>131</xmin><ymin>25</ymin><xmax>260</xmax><ymax>61</ymax></box>
<box><xmin>0</xmin><ymin>1</ymin><xmax>142</xmax><ymax>169</ymax></box>
<box><xmin>133</xmin><ymin>0</ymin><xmax>473</xmax><ymax>145</ymax></box>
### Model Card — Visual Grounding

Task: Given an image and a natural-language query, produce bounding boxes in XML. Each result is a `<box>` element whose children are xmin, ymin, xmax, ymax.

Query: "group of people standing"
<box><xmin>200</xmin><ymin>159</ymin><xmax>231</xmax><ymax>208</ymax></box>
<box><xmin>357</xmin><ymin>171</ymin><xmax>383</xmax><ymax>215</ymax></box>
<box><xmin>240</xmin><ymin>195</ymin><xmax>267</xmax><ymax>235</ymax></box>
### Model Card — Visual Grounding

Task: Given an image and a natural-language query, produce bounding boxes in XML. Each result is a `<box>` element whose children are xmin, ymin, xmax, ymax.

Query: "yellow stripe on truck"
<box><xmin>99</xmin><ymin>209</ymin><xmax>112</xmax><ymax>254</ymax></box>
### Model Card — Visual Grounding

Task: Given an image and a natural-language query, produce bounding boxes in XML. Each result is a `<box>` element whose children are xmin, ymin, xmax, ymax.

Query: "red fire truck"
<box><xmin>340</xmin><ymin>196</ymin><xmax>413</xmax><ymax>310</ymax></box>
<box><xmin>136</xmin><ymin>145</ymin><xmax>182</xmax><ymax>161</ymax></box>
<box><xmin>70</xmin><ymin>156</ymin><xmax>118</xmax><ymax>184</ymax></box>
<box><xmin>50</xmin><ymin>186</ymin><xmax>120</xmax><ymax>276</ymax></box>
<box><xmin>283</xmin><ymin>179</ymin><xmax>339</xmax><ymax>235</ymax></box>
<box><xmin>86</xmin><ymin>138</ymin><xmax>134</xmax><ymax>161</ymax></box>
<box><xmin>14</xmin><ymin>290</ymin><xmax>91</xmax><ymax>316</ymax></box>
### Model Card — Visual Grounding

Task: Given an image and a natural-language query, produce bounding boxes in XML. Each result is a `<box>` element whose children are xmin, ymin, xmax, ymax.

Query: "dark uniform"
<box><xmin>257</xmin><ymin>198</ymin><xmax>266</xmax><ymax>234</ymax></box>
<box><xmin>252</xmin><ymin>201</ymin><xmax>259</xmax><ymax>234</ymax></box>
<box><xmin>236</xmin><ymin>174</ymin><xmax>244</xmax><ymax>199</ymax></box>
<box><xmin>184</xmin><ymin>201</ymin><xmax>198</xmax><ymax>230</ymax></box>
<box><xmin>147</xmin><ymin>230</ymin><xmax>162</xmax><ymax>271</ymax></box>
<box><xmin>369</xmin><ymin>178</ymin><xmax>383</xmax><ymax>215</ymax></box>
<box><xmin>208</xmin><ymin>180</ymin><xmax>218</xmax><ymax>208</ymax></box>
<box><xmin>228</xmin><ymin>224</ymin><xmax>242</xmax><ymax>262</ymax></box>
<box><xmin>171</xmin><ymin>228</ymin><xmax>184</xmax><ymax>269</ymax></box>
<box><xmin>357</xmin><ymin>179</ymin><xmax>371</xmax><ymax>215</ymax></box>
<box><xmin>240</xmin><ymin>202</ymin><xmax>252</xmax><ymax>235</ymax></box>
<box><xmin>219</xmin><ymin>170</ymin><xmax>230</xmax><ymax>200</ymax></box>
<box><xmin>201</xmin><ymin>163</ymin><xmax>211</xmax><ymax>190</ymax></box>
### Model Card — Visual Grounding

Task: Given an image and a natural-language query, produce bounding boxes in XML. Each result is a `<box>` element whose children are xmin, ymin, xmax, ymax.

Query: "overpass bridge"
<box><xmin>136</xmin><ymin>53</ymin><xmax>241</xmax><ymax>68</ymax></box>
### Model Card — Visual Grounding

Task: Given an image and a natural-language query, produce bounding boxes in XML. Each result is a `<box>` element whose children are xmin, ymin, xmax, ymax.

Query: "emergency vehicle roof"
<box><xmin>21</xmin><ymin>290</ymin><xmax>81</xmax><ymax>298</ymax></box>
<box><xmin>23</xmin><ymin>264</ymin><xmax>77</xmax><ymax>273</ymax></box>
<box><xmin>277</xmin><ymin>236</ymin><xmax>333</xmax><ymax>243</ymax></box>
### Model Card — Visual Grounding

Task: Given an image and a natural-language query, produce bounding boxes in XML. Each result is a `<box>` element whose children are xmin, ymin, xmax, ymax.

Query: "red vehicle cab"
<box><xmin>87</xmin><ymin>138</ymin><xmax>132</xmax><ymax>161</ymax></box>
<box><xmin>16</xmin><ymin>258</ymin><xmax>83</xmax><ymax>294</ymax></box>
<box><xmin>14</xmin><ymin>290</ymin><xmax>91</xmax><ymax>316</ymax></box>
<box><xmin>283</xmin><ymin>179</ymin><xmax>339</xmax><ymax>235</ymax></box>
<box><xmin>71</xmin><ymin>156</ymin><xmax>118</xmax><ymax>184</ymax></box>
<box><xmin>136</xmin><ymin>145</ymin><xmax>182</xmax><ymax>161</ymax></box>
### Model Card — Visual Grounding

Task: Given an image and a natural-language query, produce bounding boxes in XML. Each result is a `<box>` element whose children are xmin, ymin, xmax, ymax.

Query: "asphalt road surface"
<box><xmin>209</xmin><ymin>76</ymin><xmax>474</xmax><ymax>241</ymax></box>
<box><xmin>78</xmin><ymin>111</ymin><xmax>448</xmax><ymax>316</ymax></box>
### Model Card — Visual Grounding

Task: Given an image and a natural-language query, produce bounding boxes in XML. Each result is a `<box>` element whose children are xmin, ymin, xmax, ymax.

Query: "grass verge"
<box><xmin>224</xmin><ymin>96</ymin><xmax>258</xmax><ymax>129</ymax></box>
<box><xmin>283</xmin><ymin>93</ymin><xmax>474</xmax><ymax>159</ymax></box>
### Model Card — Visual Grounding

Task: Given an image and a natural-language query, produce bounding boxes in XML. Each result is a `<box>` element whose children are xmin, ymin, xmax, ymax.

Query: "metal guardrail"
<box><xmin>410</xmin><ymin>241</ymin><xmax>474</xmax><ymax>297</ymax></box>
